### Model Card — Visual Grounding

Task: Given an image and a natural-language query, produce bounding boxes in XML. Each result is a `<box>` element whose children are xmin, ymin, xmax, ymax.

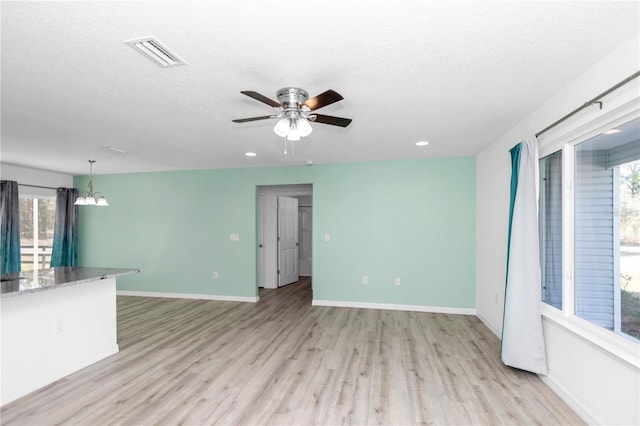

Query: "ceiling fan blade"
<box><xmin>240</xmin><ymin>91</ymin><xmax>282</xmax><ymax>108</ymax></box>
<box><xmin>303</xmin><ymin>90</ymin><xmax>344</xmax><ymax>111</ymax></box>
<box><xmin>232</xmin><ymin>115</ymin><xmax>277</xmax><ymax>123</ymax></box>
<box><xmin>308</xmin><ymin>114</ymin><xmax>352</xmax><ymax>127</ymax></box>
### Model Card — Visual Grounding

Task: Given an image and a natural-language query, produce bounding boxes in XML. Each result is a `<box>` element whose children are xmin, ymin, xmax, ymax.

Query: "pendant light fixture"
<box><xmin>74</xmin><ymin>160</ymin><xmax>108</xmax><ymax>206</ymax></box>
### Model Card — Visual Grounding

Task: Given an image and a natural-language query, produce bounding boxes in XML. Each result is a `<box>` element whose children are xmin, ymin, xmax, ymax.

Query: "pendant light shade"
<box><xmin>74</xmin><ymin>160</ymin><xmax>108</xmax><ymax>207</ymax></box>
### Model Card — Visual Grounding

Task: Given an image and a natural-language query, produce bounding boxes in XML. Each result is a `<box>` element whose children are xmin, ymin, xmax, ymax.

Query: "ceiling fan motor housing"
<box><xmin>277</xmin><ymin>87</ymin><xmax>309</xmax><ymax>109</ymax></box>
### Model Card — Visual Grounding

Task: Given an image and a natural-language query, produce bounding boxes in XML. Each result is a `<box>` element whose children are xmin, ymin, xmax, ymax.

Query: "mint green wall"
<box><xmin>76</xmin><ymin>157</ymin><xmax>476</xmax><ymax>308</ymax></box>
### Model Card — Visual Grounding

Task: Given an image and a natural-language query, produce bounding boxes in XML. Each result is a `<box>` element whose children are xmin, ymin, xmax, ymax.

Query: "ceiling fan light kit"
<box><xmin>233</xmin><ymin>87</ymin><xmax>352</xmax><ymax>155</ymax></box>
<box><xmin>274</xmin><ymin>117</ymin><xmax>312</xmax><ymax>140</ymax></box>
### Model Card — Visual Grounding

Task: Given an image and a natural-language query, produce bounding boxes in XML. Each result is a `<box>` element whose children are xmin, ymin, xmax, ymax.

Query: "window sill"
<box><xmin>541</xmin><ymin>304</ymin><xmax>639</xmax><ymax>369</ymax></box>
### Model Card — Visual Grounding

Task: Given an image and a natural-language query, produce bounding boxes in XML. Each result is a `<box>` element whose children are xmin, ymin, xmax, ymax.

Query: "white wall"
<box><xmin>1</xmin><ymin>163</ymin><xmax>73</xmax><ymax>196</ymax></box>
<box><xmin>476</xmin><ymin>33</ymin><xmax>640</xmax><ymax>425</ymax></box>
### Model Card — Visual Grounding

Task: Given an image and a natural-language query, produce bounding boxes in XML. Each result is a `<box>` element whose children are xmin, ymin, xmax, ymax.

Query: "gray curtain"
<box><xmin>0</xmin><ymin>180</ymin><xmax>21</xmax><ymax>274</ymax></box>
<box><xmin>50</xmin><ymin>188</ymin><xmax>78</xmax><ymax>267</ymax></box>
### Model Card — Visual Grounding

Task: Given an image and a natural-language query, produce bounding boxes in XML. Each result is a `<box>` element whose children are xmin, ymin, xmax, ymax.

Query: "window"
<box><xmin>19</xmin><ymin>195</ymin><xmax>56</xmax><ymax>271</ymax></box>
<box><xmin>539</xmin><ymin>151</ymin><xmax>563</xmax><ymax>309</ymax></box>
<box><xmin>619</xmin><ymin>159</ymin><xmax>640</xmax><ymax>338</ymax></box>
<box><xmin>540</xmin><ymin>117</ymin><xmax>640</xmax><ymax>342</ymax></box>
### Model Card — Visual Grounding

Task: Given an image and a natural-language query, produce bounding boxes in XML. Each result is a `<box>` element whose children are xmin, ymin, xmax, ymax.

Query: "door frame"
<box><xmin>256</xmin><ymin>184</ymin><xmax>312</xmax><ymax>290</ymax></box>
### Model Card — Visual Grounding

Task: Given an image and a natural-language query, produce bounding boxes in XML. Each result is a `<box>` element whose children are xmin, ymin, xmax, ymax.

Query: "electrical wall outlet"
<box><xmin>230</xmin><ymin>233</ymin><xmax>240</xmax><ymax>241</ymax></box>
<box><xmin>324</xmin><ymin>233</ymin><xmax>331</xmax><ymax>242</ymax></box>
<box><xmin>362</xmin><ymin>275</ymin><xmax>368</xmax><ymax>284</ymax></box>
<box><xmin>213</xmin><ymin>271</ymin><xmax>218</xmax><ymax>279</ymax></box>
<box><xmin>394</xmin><ymin>277</ymin><xmax>401</xmax><ymax>286</ymax></box>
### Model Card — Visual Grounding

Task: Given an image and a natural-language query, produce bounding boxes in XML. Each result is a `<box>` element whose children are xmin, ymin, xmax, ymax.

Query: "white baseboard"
<box><xmin>311</xmin><ymin>299</ymin><xmax>476</xmax><ymax>315</ymax></box>
<box><xmin>117</xmin><ymin>290</ymin><xmax>259</xmax><ymax>303</ymax></box>
<box><xmin>538</xmin><ymin>374</ymin><xmax>597</xmax><ymax>425</ymax></box>
<box><xmin>476</xmin><ymin>312</ymin><xmax>502</xmax><ymax>337</ymax></box>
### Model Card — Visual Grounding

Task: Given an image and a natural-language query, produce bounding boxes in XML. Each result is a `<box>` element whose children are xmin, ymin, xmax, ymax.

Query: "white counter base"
<box><xmin>1</xmin><ymin>278</ymin><xmax>118</xmax><ymax>405</ymax></box>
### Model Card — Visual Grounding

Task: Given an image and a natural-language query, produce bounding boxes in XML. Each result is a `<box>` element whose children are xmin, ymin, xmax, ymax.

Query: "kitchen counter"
<box><xmin>1</xmin><ymin>266</ymin><xmax>139</xmax><ymax>405</ymax></box>
<box><xmin>1</xmin><ymin>267</ymin><xmax>139</xmax><ymax>298</ymax></box>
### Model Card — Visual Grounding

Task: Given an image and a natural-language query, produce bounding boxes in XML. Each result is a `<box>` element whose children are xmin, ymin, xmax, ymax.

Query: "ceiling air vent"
<box><xmin>125</xmin><ymin>36</ymin><xmax>186</xmax><ymax>68</ymax></box>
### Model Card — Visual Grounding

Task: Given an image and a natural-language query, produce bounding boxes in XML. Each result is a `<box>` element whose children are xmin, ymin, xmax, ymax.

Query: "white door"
<box><xmin>278</xmin><ymin>196</ymin><xmax>299</xmax><ymax>287</ymax></box>
<box><xmin>298</xmin><ymin>207</ymin><xmax>312</xmax><ymax>276</ymax></box>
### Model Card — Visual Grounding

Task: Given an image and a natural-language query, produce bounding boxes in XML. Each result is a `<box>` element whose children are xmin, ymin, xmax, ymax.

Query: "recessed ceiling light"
<box><xmin>603</xmin><ymin>129</ymin><xmax>621</xmax><ymax>135</ymax></box>
<box><xmin>416</xmin><ymin>141</ymin><xmax>430</xmax><ymax>146</ymax></box>
<box><xmin>245</xmin><ymin>152</ymin><xmax>257</xmax><ymax>157</ymax></box>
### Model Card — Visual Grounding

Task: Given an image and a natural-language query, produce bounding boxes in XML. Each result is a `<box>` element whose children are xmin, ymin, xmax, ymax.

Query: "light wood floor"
<box><xmin>1</xmin><ymin>277</ymin><xmax>583</xmax><ymax>425</ymax></box>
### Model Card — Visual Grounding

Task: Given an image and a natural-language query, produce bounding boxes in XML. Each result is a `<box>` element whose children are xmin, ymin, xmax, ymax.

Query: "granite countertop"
<box><xmin>0</xmin><ymin>267</ymin><xmax>140</xmax><ymax>298</ymax></box>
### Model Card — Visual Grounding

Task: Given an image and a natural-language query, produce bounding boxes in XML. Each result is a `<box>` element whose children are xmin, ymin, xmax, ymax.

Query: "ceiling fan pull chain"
<box><xmin>292</xmin><ymin>139</ymin><xmax>295</xmax><ymax>158</ymax></box>
<box><xmin>283</xmin><ymin>136</ymin><xmax>287</xmax><ymax>155</ymax></box>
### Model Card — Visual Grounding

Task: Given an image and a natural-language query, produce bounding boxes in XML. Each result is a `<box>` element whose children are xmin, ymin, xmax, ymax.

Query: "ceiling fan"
<box><xmin>232</xmin><ymin>87</ymin><xmax>352</xmax><ymax>142</ymax></box>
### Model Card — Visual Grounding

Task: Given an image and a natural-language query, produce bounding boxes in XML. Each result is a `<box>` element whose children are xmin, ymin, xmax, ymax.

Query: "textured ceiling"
<box><xmin>1</xmin><ymin>1</ymin><xmax>639</xmax><ymax>175</ymax></box>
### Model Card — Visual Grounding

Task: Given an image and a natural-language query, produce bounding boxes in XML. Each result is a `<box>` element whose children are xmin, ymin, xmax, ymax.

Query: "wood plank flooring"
<box><xmin>1</xmin><ymin>277</ymin><xmax>584</xmax><ymax>425</ymax></box>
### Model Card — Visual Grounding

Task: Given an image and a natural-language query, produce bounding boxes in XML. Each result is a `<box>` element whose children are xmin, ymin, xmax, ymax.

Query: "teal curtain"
<box><xmin>505</xmin><ymin>142</ymin><xmax>522</xmax><ymax>283</ymax></box>
<box><xmin>50</xmin><ymin>188</ymin><xmax>78</xmax><ymax>267</ymax></box>
<box><xmin>501</xmin><ymin>137</ymin><xmax>548</xmax><ymax>375</ymax></box>
<box><xmin>0</xmin><ymin>180</ymin><xmax>21</xmax><ymax>274</ymax></box>
<box><xmin>501</xmin><ymin>143</ymin><xmax>522</xmax><ymax>345</ymax></box>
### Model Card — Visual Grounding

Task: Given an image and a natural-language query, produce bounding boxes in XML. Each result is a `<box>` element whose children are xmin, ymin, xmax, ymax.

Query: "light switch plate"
<box><xmin>230</xmin><ymin>233</ymin><xmax>240</xmax><ymax>241</ymax></box>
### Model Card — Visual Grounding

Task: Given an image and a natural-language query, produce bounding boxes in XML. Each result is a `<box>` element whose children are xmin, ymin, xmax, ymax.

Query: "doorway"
<box><xmin>257</xmin><ymin>184</ymin><xmax>313</xmax><ymax>290</ymax></box>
